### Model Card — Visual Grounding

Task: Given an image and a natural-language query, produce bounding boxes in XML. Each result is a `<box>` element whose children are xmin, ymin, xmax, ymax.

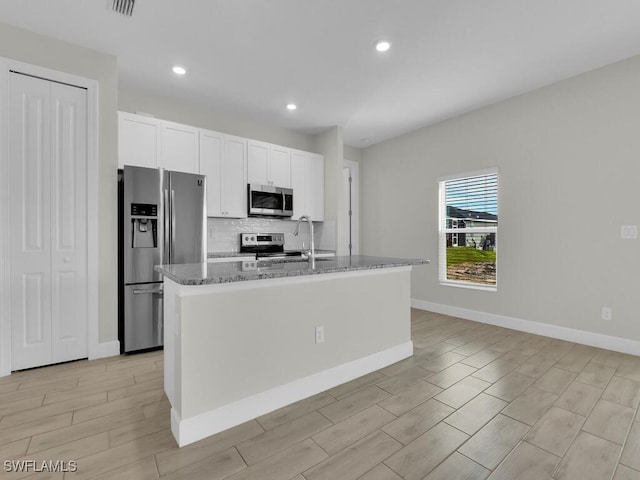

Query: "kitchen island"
<box><xmin>156</xmin><ymin>255</ymin><xmax>428</xmax><ymax>447</ymax></box>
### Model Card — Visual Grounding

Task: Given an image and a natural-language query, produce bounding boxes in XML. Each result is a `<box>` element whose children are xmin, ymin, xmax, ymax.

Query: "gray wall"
<box><xmin>0</xmin><ymin>22</ymin><xmax>119</xmax><ymax>343</ymax></box>
<box><xmin>361</xmin><ymin>55</ymin><xmax>640</xmax><ymax>341</ymax></box>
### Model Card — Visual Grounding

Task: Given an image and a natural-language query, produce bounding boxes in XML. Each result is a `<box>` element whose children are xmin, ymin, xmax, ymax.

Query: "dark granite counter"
<box><xmin>155</xmin><ymin>255</ymin><xmax>428</xmax><ymax>286</ymax></box>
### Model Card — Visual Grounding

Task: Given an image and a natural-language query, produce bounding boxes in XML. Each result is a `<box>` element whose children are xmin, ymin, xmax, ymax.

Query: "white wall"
<box><xmin>362</xmin><ymin>54</ymin><xmax>640</xmax><ymax>343</ymax></box>
<box><xmin>0</xmin><ymin>22</ymin><xmax>119</xmax><ymax>344</ymax></box>
<box><xmin>344</xmin><ymin>144</ymin><xmax>363</xmax><ymax>163</ymax></box>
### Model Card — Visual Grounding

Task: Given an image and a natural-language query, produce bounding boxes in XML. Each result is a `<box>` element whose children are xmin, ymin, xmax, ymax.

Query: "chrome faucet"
<box><xmin>293</xmin><ymin>215</ymin><xmax>315</xmax><ymax>268</ymax></box>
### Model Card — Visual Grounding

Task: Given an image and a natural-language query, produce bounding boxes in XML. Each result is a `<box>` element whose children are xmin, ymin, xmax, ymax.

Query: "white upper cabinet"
<box><xmin>200</xmin><ymin>130</ymin><xmax>247</xmax><ymax>218</ymax></box>
<box><xmin>223</xmin><ymin>135</ymin><xmax>248</xmax><ymax>218</ymax></box>
<box><xmin>118</xmin><ymin>112</ymin><xmax>198</xmax><ymax>173</ymax></box>
<box><xmin>290</xmin><ymin>150</ymin><xmax>325</xmax><ymax>221</ymax></box>
<box><xmin>119</xmin><ymin>112</ymin><xmax>321</xmax><ymax>220</ymax></box>
<box><xmin>269</xmin><ymin>145</ymin><xmax>291</xmax><ymax>188</ymax></box>
<box><xmin>199</xmin><ymin>130</ymin><xmax>223</xmax><ymax>216</ymax></box>
<box><xmin>247</xmin><ymin>140</ymin><xmax>291</xmax><ymax>188</ymax></box>
<box><xmin>247</xmin><ymin>140</ymin><xmax>269</xmax><ymax>185</ymax></box>
<box><xmin>161</xmin><ymin>121</ymin><xmax>200</xmax><ymax>174</ymax></box>
<box><xmin>291</xmin><ymin>150</ymin><xmax>309</xmax><ymax>219</ymax></box>
<box><xmin>118</xmin><ymin>112</ymin><xmax>161</xmax><ymax>169</ymax></box>
<box><xmin>309</xmin><ymin>153</ymin><xmax>325</xmax><ymax>221</ymax></box>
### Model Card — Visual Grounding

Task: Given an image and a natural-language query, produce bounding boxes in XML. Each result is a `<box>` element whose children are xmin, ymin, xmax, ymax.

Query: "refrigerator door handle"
<box><xmin>171</xmin><ymin>189</ymin><xmax>176</xmax><ymax>263</ymax></box>
<box><xmin>163</xmin><ymin>188</ymin><xmax>170</xmax><ymax>264</ymax></box>
<box><xmin>132</xmin><ymin>287</ymin><xmax>164</xmax><ymax>295</ymax></box>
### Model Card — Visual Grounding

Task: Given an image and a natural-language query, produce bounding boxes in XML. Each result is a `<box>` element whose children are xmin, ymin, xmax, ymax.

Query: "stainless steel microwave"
<box><xmin>248</xmin><ymin>184</ymin><xmax>294</xmax><ymax>217</ymax></box>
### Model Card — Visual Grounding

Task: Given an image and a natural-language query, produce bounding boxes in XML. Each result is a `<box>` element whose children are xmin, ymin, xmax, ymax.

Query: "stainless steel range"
<box><xmin>240</xmin><ymin>233</ymin><xmax>304</xmax><ymax>259</ymax></box>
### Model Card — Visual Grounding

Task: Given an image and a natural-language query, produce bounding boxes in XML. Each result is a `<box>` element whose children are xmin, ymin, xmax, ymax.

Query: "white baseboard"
<box><xmin>171</xmin><ymin>341</ymin><xmax>413</xmax><ymax>447</ymax></box>
<box><xmin>89</xmin><ymin>340</ymin><xmax>120</xmax><ymax>360</ymax></box>
<box><xmin>412</xmin><ymin>299</ymin><xmax>640</xmax><ymax>356</ymax></box>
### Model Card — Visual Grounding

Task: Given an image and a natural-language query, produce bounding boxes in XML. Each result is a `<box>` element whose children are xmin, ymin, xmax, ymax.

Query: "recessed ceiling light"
<box><xmin>172</xmin><ymin>66</ymin><xmax>187</xmax><ymax>75</ymax></box>
<box><xmin>375</xmin><ymin>40</ymin><xmax>391</xmax><ymax>52</ymax></box>
<box><xmin>286</xmin><ymin>103</ymin><xmax>297</xmax><ymax>111</ymax></box>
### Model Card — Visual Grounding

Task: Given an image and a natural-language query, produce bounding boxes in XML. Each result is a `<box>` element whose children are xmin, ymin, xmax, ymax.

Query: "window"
<box><xmin>439</xmin><ymin>169</ymin><xmax>498</xmax><ymax>290</ymax></box>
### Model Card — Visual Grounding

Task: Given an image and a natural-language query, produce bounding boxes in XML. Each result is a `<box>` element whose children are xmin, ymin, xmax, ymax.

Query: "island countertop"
<box><xmin>155</xmin><ymin>255</ymin><xmax>428</xmax><ymax>286</ymax></box>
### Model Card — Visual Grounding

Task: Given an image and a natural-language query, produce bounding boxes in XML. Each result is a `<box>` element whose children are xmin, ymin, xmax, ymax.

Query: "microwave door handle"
<box><xmin>163</xmin><ymin>189</ymin><xmax>170</xmax><ymax>264</ymax></box>
<box><xmin>282</xmin><ymin>191</ymin><xmax>285</xmax><ymax>212</ymax></box>
<box><xmin>171</xmin><ymin>189</ymin><xmax>176</xmax><ymax>263</ymax></box>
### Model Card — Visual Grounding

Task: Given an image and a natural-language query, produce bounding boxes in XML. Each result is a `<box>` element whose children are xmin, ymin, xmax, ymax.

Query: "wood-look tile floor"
<box><xmin>3</xmin><ymin>309</ymin><xmax>640</xmax><ymax>479</ymax></box>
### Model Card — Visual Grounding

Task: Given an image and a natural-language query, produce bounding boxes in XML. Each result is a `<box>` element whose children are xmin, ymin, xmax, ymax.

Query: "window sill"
<box><xmin>439</xmin><ymin>280</ymin><xmax>497</xmax><ymax>292</ymax></box>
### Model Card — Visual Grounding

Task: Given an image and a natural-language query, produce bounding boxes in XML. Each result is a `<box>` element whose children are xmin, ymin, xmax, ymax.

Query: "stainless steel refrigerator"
<box><xmin>118</xmin><ymin>166</ymin><xmax>206</xmax><ymax>353</ymax></box>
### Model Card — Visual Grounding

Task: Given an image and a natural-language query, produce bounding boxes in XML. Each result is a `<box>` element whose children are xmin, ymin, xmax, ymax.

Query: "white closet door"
<box><xmin>50</xmin><ymin>82</ymin><xmax>88</xmax><ymax>364</ymax></box>
<box><xmin>10</xmin><ymin>73</ymin><xmax>53</xmax><ymax>370</ymax></box>
<box><xmin>9</xmin><ymin>73</ymin><xmax>88</xmax><ymax>370</ymax></box>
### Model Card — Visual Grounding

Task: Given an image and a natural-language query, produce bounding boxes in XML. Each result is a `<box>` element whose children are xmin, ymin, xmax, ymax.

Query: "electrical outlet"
<box><xmin>602</xmin><ymin>306</ymin><xmax>613</xmax><ymax>321</ymax></box>
<box><xmin>621</xmin><ymin>225</ymin><xmax>638</xmax><ymax>239</ymax></box>
<box><xmin>315</xmin><ymin>325</ymin><xmax>325</xmax><ymax>344</ymax></box>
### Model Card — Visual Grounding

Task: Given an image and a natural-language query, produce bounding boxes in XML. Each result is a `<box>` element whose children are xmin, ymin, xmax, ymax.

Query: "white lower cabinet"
<box><xmin>200</xmin><ymin>130</ymin><xmax>247</xmax><ymax>218</ymax></box>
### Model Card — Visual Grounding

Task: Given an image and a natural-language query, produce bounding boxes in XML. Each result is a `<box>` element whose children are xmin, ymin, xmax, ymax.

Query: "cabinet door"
<box><xmin>290</xmin><ymin>150</ymin><xmax>308</xmax><ymax>219</ymax></box>
<box><xmin>247</xmin><ymin>140</ymin><xmax>269</xmax><ymax>185</ymax></box>
<box><xmin>309</xmin><ymin>154</ymin><xmax>325</xmax><ymax>221</ymax></box>
<box><xmin>162</xmin><ymin>121</ymin><xmax>199</xmax><ymax>173</ymax></box>
<box><xmin>118</xmin><ymin>112</ymin><xmax>161</xmax><ymax>169</ymax></box>
<box><xmin>199</xmin><ymin>130</ymin><xmax>223</xmax><ymax>217</ymax></box>
<box><xmin>222</xmin><ymin>135</ymin><xmax>247</xmax><ymax>218</ymax></box>
<box><xmin>269</xmin><ymin>145</ymin><xmax>291</xmax><ymax>188</ymax></box>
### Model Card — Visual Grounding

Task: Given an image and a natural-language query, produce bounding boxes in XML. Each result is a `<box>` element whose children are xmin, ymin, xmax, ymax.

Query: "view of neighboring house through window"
<box><xmin>438</xmin><ymin>169</ymin><xmax>498</xmax><ymax>289</ymax></box>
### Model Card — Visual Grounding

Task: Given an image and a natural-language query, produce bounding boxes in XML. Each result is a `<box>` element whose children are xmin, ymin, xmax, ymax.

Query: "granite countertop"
<box><xmin>155</xmin><ymin>255</ymin><xmax>429</xmax><ymax>286</ymax></box>
<box><xmin>207</xmin><ymin>251</ymin><xmax>254</xmax><ymax>258</ymax></box>
<box><xmin>207</xmin><ymin>249</ymin><xmax>336</xmax><ymax>259</ymax></box>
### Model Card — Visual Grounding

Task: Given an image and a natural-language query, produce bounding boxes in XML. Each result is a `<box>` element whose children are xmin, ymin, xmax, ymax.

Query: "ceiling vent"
<box><xmin>111</xmin><ymin>0</ymin><xmax>135</xmax><ymax>17</ymax></box>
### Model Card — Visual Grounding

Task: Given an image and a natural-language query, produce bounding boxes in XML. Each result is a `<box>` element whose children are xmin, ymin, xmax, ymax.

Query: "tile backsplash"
<box><xmin>207</xmin><ymin>217</ymin><xmax>336</xmax><ymax>253</ymax></box>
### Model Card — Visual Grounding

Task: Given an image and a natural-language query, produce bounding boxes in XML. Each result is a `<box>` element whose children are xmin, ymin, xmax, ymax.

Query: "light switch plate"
<box><xmin>621</xmin><ymin>225</ymin><xmax>637</xmax><ymax>239</ymax></box>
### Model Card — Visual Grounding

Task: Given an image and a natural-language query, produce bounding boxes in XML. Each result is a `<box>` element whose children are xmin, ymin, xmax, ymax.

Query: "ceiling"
<box><xmin>2</xmin><ymin>1</ymin><xmax>640</xmax><ymax>147</ymax></box>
